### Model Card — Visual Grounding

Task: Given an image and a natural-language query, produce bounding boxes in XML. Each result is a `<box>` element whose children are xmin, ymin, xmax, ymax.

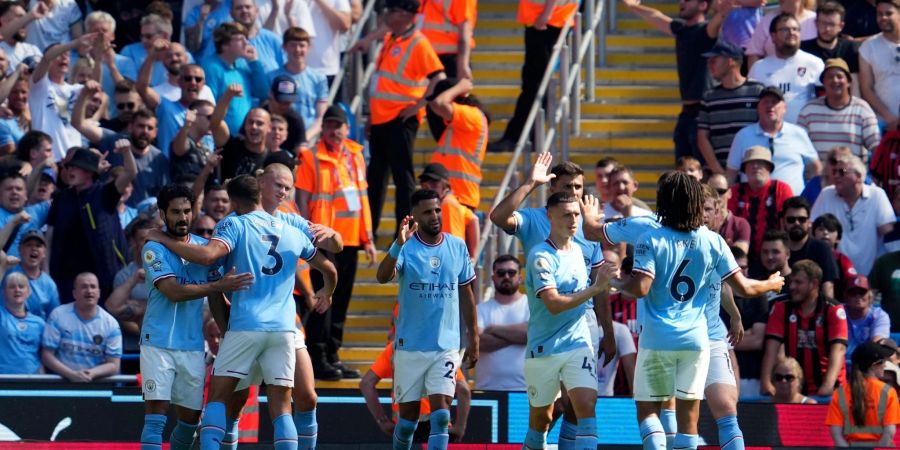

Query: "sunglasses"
<box><xmin>784</xmin><ymin>216</ymin><xmax>808</xmax><ymax>225</ymax></box>
<box><xmin>832</xmin><ymin>167</ymin><xmax>850</xmax><ymax>177</ymax></box>
<box><xmin>494</xmin><ymin>269</ymin><xmax>518</xmax><ymax>277</ymax></box>
<box><xmin>715</xmin><ymin>187</ymin><xmax>729</xmax><ymax>196</ymax></box>
<box><xmin>773</xmin><ymin>373</ymin><xmax>796</xmax><ymax>382</ymax></box>
<box><xmin>116</xmin><ymin>102</ymin><xmax>136</xmax><ymax>110</ymax></box>
<box><xmin>182</xmin><ymin>76</ymin><xmax>204</xmax><ymax>83</ymax></box>
<box><xmin>194</xmin><ymin>228</ymin><xmax>214</xmax><ymax>236</ymax></box>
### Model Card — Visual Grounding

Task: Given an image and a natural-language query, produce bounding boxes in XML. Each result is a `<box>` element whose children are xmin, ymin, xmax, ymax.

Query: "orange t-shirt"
<box><xmin>825</xmin><ymin>378</ymin><xmax>900</xmax><ymax>443</ymax></box>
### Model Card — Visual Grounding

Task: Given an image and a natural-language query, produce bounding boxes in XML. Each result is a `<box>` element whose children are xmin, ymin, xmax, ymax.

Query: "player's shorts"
<box><xmin>524</xmin><ymin>346</ymin><xmax>598</xmax><ymax>407</ymax></box>
<box><xmin>140</xmin><ymin>345</ymin><xmax>206</xmax><ymax>410</ymax></box>
<box><xmin>295</xmin><ymin>327</ymin><xmax>307</xmax><ymax>350</ymax></box>
<box><xmin>705</xmin><ymin>339</ymin><xmax>736</xmax><ymax>388</ymax></box>
<box><xmin>236</xmin><ymin>328</ymin><xmax>307</xmax><ymax>391</ymax></box>
<box><xmin>585</xmin><ymin>308</ymin><xmax>600</xmax><ymax>351</ymax></box>
<box><xmin>633</xmin><ymin>347</ymin><xmax>710</xmax><ymax>401</ymax></box>
<box><xmin>214</xmin><ymin>330</ymin><xmax>296</xmax><ymax>388</ymax></box>
<box><xmin>392</xmin><ymin>348</ymin><xmax>461</xmax><ymax>403</ymax></box>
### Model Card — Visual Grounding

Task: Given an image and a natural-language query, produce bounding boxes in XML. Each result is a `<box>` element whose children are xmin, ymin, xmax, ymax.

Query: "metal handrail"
<box><xmin>473</xmin><ymin>0</ymin><xmax>609</xmax><ymax>280</ymax></box>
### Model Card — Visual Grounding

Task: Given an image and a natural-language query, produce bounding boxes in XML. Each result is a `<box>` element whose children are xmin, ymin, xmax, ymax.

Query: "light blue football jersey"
<box><xmin>510</xmin><ymin>207</ymin><xmax>603</xmax><ymax>278</ymax></box>
<box><xmin>394</xmin><ymin>232</ymin><xmax>475</xmax><ymax>352</ymax></box>
<box><xmin>0</xmin><ymin>306</ymin><xmax>44</xmax><ymax>374</ymax></box>
<box><xmin>42</xmin><ymin>303</ymin><xmax>122</xmax><ymax>371</ymax></box>
<box><xmin>211</xmin><ymin>210</ymin><xmax>316</xmax><ymax>331</ymax></box>
<box><xmin>632</xmin><ymin>226</ymin><xmax>740</xmax><ymax>351</ymax></box>
<box><xmin>525</xmin><ymin>240</ymin><xmax>591</xmax><ymax>357</ymax></box>
<box><xmin>604</xmin><ymin>216</ymin><xmax>730</xmax><ymax>342</ymax></box>
<box><xmin>140</xmin><ymin>235</ymin><xmax>217</xmax><ymax>352</ymax></box>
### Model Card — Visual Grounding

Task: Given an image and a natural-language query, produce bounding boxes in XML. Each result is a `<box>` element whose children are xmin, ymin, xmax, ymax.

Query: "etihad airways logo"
<box><xmin>409</xmin><ymin>282</ymin><xmax>457</xmax><ymax>291</ymax></box>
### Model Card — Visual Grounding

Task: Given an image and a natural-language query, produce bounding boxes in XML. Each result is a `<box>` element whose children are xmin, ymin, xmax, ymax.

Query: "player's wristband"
<box><xmin>388</xmin><ymin>241</ymin><xmax>401</xmax><ymax>259</ymax></box>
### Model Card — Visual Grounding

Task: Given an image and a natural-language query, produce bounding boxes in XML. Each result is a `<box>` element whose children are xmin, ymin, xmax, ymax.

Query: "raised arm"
<box><xmin>428</xmin><ymin>78</ymin><xmax>472</xmax><ymax>122</ymax></box>
<box><xmin>622</xmin><ymin>0</ymin><xmax>674</xmax><ymax>36</ymax></box>
<box><xmin>314</xmin><ymin>0</ymin><xmax>351</xmax><ymax>32</ymax></box>
<box><xmin>490</xmin><ymin>151</ymin><xmax>555</xmax><ymax>232</ymax></box>
<box><xmin>376</xmin><ymin>215</ymin><xmax>415</xmax><ymax>283</ymax></box>
<box><xmin>113</xmin><ymin>139</ymin><xmax>138</xmax><ymax>194</ymax></box>
<box><xmin>0</xmin><ymin>2</ymin><xmax>46</xmax><ymax>44</ymax></box>
<box><xmin>72</xmin><ymin>81</ymin><xmax>106</xmax><ymax>144</ymax></box>
<box><xmin>186</xmin><ymin>5</ymin><xmax>210</xmax><ymax>54</ymax></box>
<box><xmin>724</xmin><ymin>270</ymin><xmax>785</xmax><ymax>298</ymax></box>
<box><xmin>137</xmin><ymin>40</ymin><xmax>169</xmax><ymax>111</ymax></box>
<box><xmin>32</xmin><ymin>33</ymin><xmax>95</xmax><ymax>83</ymax></box>
<box><xmin>210</xmin><ymin>84</ymin><xmax>242</xmax><ymax>147</ymax></box>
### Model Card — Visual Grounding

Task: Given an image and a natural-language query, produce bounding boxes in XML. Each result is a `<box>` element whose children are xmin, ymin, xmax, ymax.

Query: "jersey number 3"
<box><xmin>670</xmin><ymin>259</ymin><xmax>696</xmax><ymax>302</ymax></box>
<box><xmin>261</xmin><ymin>235</ymin><xmax>283</xmax><ymax>275</ymax></box>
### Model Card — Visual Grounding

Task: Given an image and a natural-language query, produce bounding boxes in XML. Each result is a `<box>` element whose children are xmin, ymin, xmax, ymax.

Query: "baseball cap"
<box><xmin>270</xmin><ymin>75</ymin><xmax>299</xmax><ymax>103</ymax></box>
<box><xmin>852</xmin><ymin>341</ymin><xmax>895</xmax><ymax>373</ymax></box>
<box><xmin>845</xmin><ymin>275</ymin><xmax>870</xmax><ymax>294</ymax></box>
<box><xmin>40</xmin><ymin>167</ymin><xmax>56</xmax><ymax>183</ymax></box>
<box><xmin>20</xmin><ymin>229</ymin><xmax>46</xmax><ymax>246</ymax></box>
<box><xmin>323</xmin><ymin>105</ymin><xmax>348</xmax><ymax>125</ymax></box>
<box><xmin>759</xmin><ymin>86</ymin><xmax>785</xmax><ymax>102</ymax></box>
<box><xmin>821</xmin><ymin>58</ymin><xmax>852</xmax><ymax>82</ymax></box>
<box><xmin>419</xmin><ymin>163</ymin><xmax>450</xmax><ymax>183</ymax></box>
<box><xmin>701</xmin><ymin>41</ymin><xmax>743</xmax><ymax>60</ymax></box>
<box><xmin>740</xmin><ymin>146</ymin><xmax>775</xmax><ymax>173</ymax></box>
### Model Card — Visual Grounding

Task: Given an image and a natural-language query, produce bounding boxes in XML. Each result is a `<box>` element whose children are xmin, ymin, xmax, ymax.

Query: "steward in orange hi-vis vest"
<box><xmin>418</xmin><ymin>0</ymin><xmax>477</xmax><ymax>78</ymax></box>
<box><xmin>517</xmin><ymin>0</ymin><xmax>577</xmax><ymax>28</ymax></box>
<box><xmin>426</xmin><ymin>77</ymin><xmax>490</xmax><ymax>210</ymax></box>
<box><xmin>370</xmin><ymin>26</ymin><xmax>444</xmax><ymax>126</ymax></box>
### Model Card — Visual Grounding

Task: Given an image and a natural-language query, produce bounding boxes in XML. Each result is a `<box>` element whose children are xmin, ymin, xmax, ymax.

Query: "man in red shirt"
<box><xmin>761</xmin><ymin>259</ymin><xmax>848</xmax><ymax>397</ymax></box>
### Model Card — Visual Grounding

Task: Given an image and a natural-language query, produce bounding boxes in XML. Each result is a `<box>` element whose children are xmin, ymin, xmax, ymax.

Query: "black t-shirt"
<box><xmin>721</xmin><ymin>295</ymin><xmax>771</xmax><ymax>379</ymax></box>
<box><xmin>800</xmin><ymin>38</ymin><xmax>861</xmax><ymax>73</ymax></box>
<box><xmin>842</xmin><ymin>0</ymin><xmax>880</xmax><ymax>39</ymax></box>
<box><xmin>220</xmin><ymin>137</ymin><xmax>268</xmax><ymax>181</ymax></box>
<box><xmin>671</xmin><ymin>19</ymin><xmax>716</xmax><ymax>101</ymax></box>
<box><xmin>170</xmin><ymin>136</ymin><xmax>210</xmax><ymax>181</ymax></box>
<box><xmin>788</xmin><ymin>238</ymin><xmax>839</xmax><ymax>283</ymax></box>
<box><xmin>261</xmin><ymin>102</ymin><xmax>307</xmax><ymax>155</ymax></box>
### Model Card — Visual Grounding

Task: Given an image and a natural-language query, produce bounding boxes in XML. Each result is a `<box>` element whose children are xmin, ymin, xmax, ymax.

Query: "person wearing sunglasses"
<box><xmin>781</xmin><ymin>196</ymin><xmax>838</xmax><ymax>299</ymax></box>
<box><xmin>707</xmin><ymin>173</ymin><xmax>750</xmax><ymax>254</ymax></box>
<box><xmin>770</xmin><ymin>357</ymin><xmax>817</xmax><ymax>404</ymax></box>
<box><xmin>826</xmin><ymin>341</ymin><xmax>900</xmax><ymax>446</ymax></box>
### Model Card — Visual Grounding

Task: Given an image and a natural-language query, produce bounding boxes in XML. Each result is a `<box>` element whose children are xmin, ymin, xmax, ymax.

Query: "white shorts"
<box><xmin>633</xmin><ymin>347</ymin><xmax>710</xmax><ymax>401</ymax></box>
<box><xmin>140</xmin><ymin>345</ymin><xmax>206</xmax><ymax>410</ymax></box>
<box><xmin>705</xmin><ymin>340</ymin><xmax>736</xmax><ymax>388</ymax></box>
<box><xmin>214</xmin><ymin>330</ymin><xmax>296</xmax><ymax>388</ymax></box>
<box><xmin>524</xmin><ymin>346</ymin><xmax>598</xmax><ymax>407</ymax></box>
<box><xmin>392</xmin><ymin>349</ymin><xmax>461</xmax><ymax>403</ymax></box>
<box><xmin>235</xmin><ymin>328</ymin><xmax>306</xmax><ymax>391</ymax></box>
<box><xmin>585</xmin><ymin>309</ymin><xmax>600</xmax><ymax>351</ymax></box>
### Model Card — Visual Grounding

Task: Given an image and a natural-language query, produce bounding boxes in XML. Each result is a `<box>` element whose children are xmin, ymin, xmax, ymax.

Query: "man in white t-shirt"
<box><xmin>255</xmin><ymin>0</ymin><xmax>316</xmax><ymax>37</ymax></box>
<box><xmin>0</xmin><ymin>1</ymin><xmax>44</xmax><ymax>76</ymax></box>
<box><xmin>475</xmin><ymin>255</ymin><xmax>529</xmax><ymax>391</ymax></box>
<box><xmin>308</xmin><ymin>0</ymin><xmax>352</xmax><ymax>81</ymax></box>
<box><xmin>25</xmin><ymin>0</ymin><xmax>82</xmax><ymax>52</ymax></box>
<box><xmin>859</xmin><ymin>0</ymin><xmax>900</xmax><ymax>130</ymax></box>
<box><xmin>596</xmin><ymin>321</ymin><xmax>637</xmax><ymax>396</ymax></box>
<box><xmin>28</xmin><ymin>33</ymin><xmax>94</xmax><ymax>161</ymax></box>
<box><xmin>748</xmin><ymin>12</ymin><xmax>824</xmax><ymax>123</ymax></box>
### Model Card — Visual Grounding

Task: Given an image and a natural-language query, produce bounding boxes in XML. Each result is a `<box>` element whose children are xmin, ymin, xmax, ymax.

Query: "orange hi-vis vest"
<box><xmin>295</xmin><ymin>139</ymin><xmax>373</xmax><ymax>247</ymax></box>
<box><xmin>370</xmin><ymin>28</ymin><xmax>444</xmax><ymax>125</ymax></box>
<box><xmin>441</xmin><ymin>192</ymin><xmax>476</xmax><ymax>241</ymax></box>
<box><xmin>418</xmin><ymin>0</ymin><xmax>477</xmax><ymax>55</ymax></box>
<box><xmin>517</xmin><ymin>0</ymin><xmax>578</xmax><ymax>28</ymax></box>
<box><xmin>430</xmin><ymin>103</ymin><xmax>488</xmax><ymax>209</ymax></box>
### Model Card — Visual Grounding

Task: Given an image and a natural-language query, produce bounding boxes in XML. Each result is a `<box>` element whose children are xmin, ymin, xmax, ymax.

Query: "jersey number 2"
<box><xmin>670</xmin><ymin>259</ymin><xmax>696</xmax><ymax>302</ymax></box>
<box><xmin>261</xmin><ymin>235</ymin><xmax>283</xmax><ymax>275</ymax></box>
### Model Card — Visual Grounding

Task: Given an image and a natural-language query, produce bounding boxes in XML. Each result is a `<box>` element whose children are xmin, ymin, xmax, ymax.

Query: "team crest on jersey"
<box><xmin>143</xmin><ymin>250</ymin><xmax>156</xmax><ymax>264</ymax></box>
<box><xmin>836</xmin><ymin>308</ymin><xmax>847</xmax><ymax>320</ymax></box>
<box><xmin>429</xmin><ymin>256</ymin><xmax>441</xmax><ymax>268</ymax></box>
<box><xmin>816</xmin><ymin>316</ymin><xmax>824</xmax><ymax>327</ymax></box>
<box><xmin>528</xmin><ymin>385</ymin><xmax>537</xmax><ymax>399</ymax></box>
<box><xmin>789</xmin><ymin>314</ymin><xmax>797</xmax><ymax>323</ymax></box>
<box><xmin>92</xmin><ymin>335</ymin><xmax>103</xmax><ymax>345</ymax></box>
<box><xmin>144</xmin><ymin>379</ymin><xmax>157</xmax><ymax>393</ymax></box>
<box><xmin>16</xmin><ymin>322</ymin><xmax>27</xmax><ymax>332</ymax></box>
<box><xmin>797</xmin><ymin>67</ymin><xmax>807</xmax><ymax>77</ymax></box>
<box><xmin>848</xmin><ymin>267</ymin><xmax>858</xmax><ymax>275</ymax></box>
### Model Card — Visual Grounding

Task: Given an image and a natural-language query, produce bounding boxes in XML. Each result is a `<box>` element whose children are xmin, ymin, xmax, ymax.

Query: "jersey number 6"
<box><xmin>261</xmin><ymin>235</ymin><xmax>283</xmax><ymax>275</ymax></box>
<box><xmin>670</xmin><ymin>259</ymin><xmax>696</xmax><ymax>302</ymax></box>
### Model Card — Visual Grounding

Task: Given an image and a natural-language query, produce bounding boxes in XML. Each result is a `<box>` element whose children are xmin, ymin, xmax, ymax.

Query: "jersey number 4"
<box><xmin>670</xmin><ymin>259</ymin><xmax>696</xmax><ymax>302</ymax></box>
<box><xmin>261</xmin><ymin>235</ymin><xmax>283</xmax><ymax>275</ymax></box>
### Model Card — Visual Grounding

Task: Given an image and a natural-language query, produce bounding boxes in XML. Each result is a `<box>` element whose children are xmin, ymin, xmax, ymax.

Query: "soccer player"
<box><xmin>610</xmin><ymin>172</ymin><xmax>783</xmax><ymax>450</ymax></box>
<box><xmin>375</xmin><ymin>189</ymin><xmax>478</xmax><ymax>450</ymax></box>
<box><xmin>147</xmin><ymin>175</ymin><xmax>338</xmax><ymax>450</ymax></box>
<box><xmin>490</xmin><ymin>152</ymin><xmax>613</xmax><ymax>448</ymax></box>
<box><xmin>521</xmin><ymin>192</ymin><xmax>619</xmax><ymax>450</ymax></box>
<box><xmin>138</xmin><ymin>184</ymin><xmax>255</xmax><ymax>450</ymax></box>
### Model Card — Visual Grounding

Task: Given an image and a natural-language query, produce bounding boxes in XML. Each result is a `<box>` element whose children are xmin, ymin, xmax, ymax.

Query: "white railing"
<box><xmin>474</xmin><ymin>0</ymin><xmax>609</xmax><ymax>293</ymax></box>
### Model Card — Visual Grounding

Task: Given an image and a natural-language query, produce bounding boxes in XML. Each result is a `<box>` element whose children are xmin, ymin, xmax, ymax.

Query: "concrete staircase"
<box><xmin>319</xmin><ymin>0</ymin><xmax>679</xmax><ymax>389</ymax></box>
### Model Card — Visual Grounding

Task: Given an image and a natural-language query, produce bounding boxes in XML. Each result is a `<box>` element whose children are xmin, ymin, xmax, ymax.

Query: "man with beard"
<box><xmin>781</xmin><ymin>196</ymin><xmax>838</xmax><ymax>298</ymax></box>
<box><xmin>755</xmin><ymin>229</ymin><xmax>793</xmax><ymax>302</ymax></box>
<box><xmin>859</xmin><ymin>0</ymin><xmax>900</xmax><ymax>130</ymax></box>
<box><xmin>475</xmin><ymin>254</ymin><xmax>529</xmax><ymax>391</ymax></box>
<box><xmin>376</xmin><ymin>189</ymin><xmax>477</xmax><ymax>450</ymax></box>
<box><xmin>138</xmin><ymin>183</ymin><xmax>253</xmax><ymax>450</ymax></box>
<box><xmin>136</xmin><ymin>40</ymin><xmax>214</xmax><ymax>159</ymax></box>
<box><xmin>800</xmin><ymin>3</ymin><xmax>860</xmax><ymax>74</ymax></box>
<box><xmin>748</xmin><ymin>13</ymin><xmax>824</xmax><ymax>123</ymax></box>
<box><xmin>0</xmin><ymin>1</ymin><xmax>44</xmax><ymax>76</ymax></box>
<box><xmin>761</xmin><ymin>259</ymin><xmax>848</xmax><ymax>397</ymax></box>
<box><xmin>621</xmin><ymin>0</ymin><xmax>731</xmax><ymax>160</ymax></box>
<box><xmin>212</xmin><ymin>84</ymin><xmax>272</xmax><ymax>181</ymax></box>
<box><xmin>0</xmin><ymin>172</ymin><xmax>50</xmax><ymax>259</ymax></box>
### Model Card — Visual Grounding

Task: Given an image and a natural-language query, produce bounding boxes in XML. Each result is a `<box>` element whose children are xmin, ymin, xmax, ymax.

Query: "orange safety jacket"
<box><xmin>517</xmin><ymin>0</ymin><xmax>577</xmax><ymax>28</ymax></box>
<box><xmin>441</xmin><ymin>192</ymin><xmax>476</xmax><ymax>241</ymax></box>
<box><xmin>418</xmin><ymin>0</ymin><xmax>477</xmax><ymax>55</ymax></box>
<box><xmin>370</xmin><ymin>28</ymin><xmax>444</xmax><ymax>125</ymax></box>
<box><xmin>295</xmin><ymin>139</ymin><xmax>373</xmax><ymax>247</ymax></box>
<box><xmin>430</xmin><ymin>103</ymin><xmax>488</xmax><ymax>210</ymax></box>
